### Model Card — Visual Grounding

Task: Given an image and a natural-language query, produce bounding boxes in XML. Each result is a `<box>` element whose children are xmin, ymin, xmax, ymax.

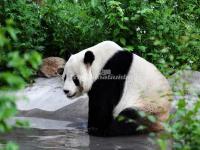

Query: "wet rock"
<box><xmin>17</xmin><ymin>77</ymin><xmax>87</xmax><ymax>112</ymax></box>
<box><xmin>18</xmin><ymin>98</ymin><xmax>88</xmax><ymax>122</ymax></box>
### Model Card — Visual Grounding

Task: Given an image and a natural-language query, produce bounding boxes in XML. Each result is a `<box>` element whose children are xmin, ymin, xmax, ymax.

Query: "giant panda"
<box><xmin>62</xmin><ymin>41</ymin><xmax>172</xmax><ymax>137</ymax></box>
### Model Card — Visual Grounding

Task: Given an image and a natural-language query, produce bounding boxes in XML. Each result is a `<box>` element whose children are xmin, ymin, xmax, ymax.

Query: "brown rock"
<box><xmin>38</xmin><ymin>57</ymin><xmax>65</xmax><ymax>78</ymax></box>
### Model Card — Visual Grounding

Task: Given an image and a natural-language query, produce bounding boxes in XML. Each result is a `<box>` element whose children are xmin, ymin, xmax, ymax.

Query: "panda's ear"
<box><xmin>84</xmin><ymin>51</ymin><xmax>95</xmax><ymax>65</ymax></box>
<box><xmin>65</xmin><ymin>51</ymin><xmax>72</xmax><ymax>62</ymax></box>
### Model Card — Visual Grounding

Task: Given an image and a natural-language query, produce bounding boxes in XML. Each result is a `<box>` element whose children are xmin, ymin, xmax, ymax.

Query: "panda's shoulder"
<box><xmin>103</xmin><ymin>51</ymin><xmax>133</xmax><ymax>73</ymax></box>
<box><xmin>90</xmin><ymin>41</ymin><xmax>122</xmax><ymax>52</ymax></box>
<box><xmin>109</xmin><ymin>51</ymin><xmax>133</xmax><ymax>62</ymax></box>
<box><xmin>98</xmin><ymin>41</ymin><xmax>121</xmax><ymax>47</ymax></box>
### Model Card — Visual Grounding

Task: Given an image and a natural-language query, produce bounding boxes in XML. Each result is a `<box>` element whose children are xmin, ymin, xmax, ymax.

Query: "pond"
<box><xmin>2</xmin><ymin>117</ymin><xmax>156</xmax><ymax>150</ymax></box>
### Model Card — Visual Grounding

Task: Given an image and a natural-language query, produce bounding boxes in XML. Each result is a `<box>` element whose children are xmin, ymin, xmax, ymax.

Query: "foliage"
<box><xmin>40</xmin><ymin>0</ymin><xmax>106</xmax><ymax>56</ymax></box>
<box><xmin>93</xmin><ymin>0</ymin><xmax>200</xmax><ymax>75</ymax></box>
<box><xmin>1</xmin><ymin>0</ymin><xmax>199</xmax><ymax>76</ymax></box>
<box><xmin>0</xmin><ymin>19</ymin><xmax>41</xmax><ymax>150</ymax></box>
<box><xmin>0</xmin><ymin>0</ymin><xmax>106</xmax><ymax>57</ymax></box>
<box><xmin>156</xmin><ymin>76</ymin><xmax>200</xmax><ymax>150</ymax></box>
<box><xmin>0</xmin><ymin>0</ymin><xmax>46</xmax><ymax>53</ymax></box>
<box><xmin>158</xmin><ymin>99</ymin><xmax>200</xmax><ymax>150</ymax></box>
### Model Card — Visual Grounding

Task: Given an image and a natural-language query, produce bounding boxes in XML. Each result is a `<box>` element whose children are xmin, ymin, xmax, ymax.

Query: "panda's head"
<box><xmin>61</xmin><ymin>51</ymin><xmax>95</xmax><ymax>99</ymax></box>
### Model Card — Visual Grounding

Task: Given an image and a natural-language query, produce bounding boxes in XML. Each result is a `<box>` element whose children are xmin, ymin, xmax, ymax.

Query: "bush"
<box><xmin>157</xmin><ymin>72</ymin><xmax>200</xmax><ymax>150</ymax></box>
<box><xmin>1</xmin><ymin>0</ymin><xmax>199</xmax><ymax>75</ymax></box>
<box><xmin>92</xmin><ymin>0</ymin><xmax>200</xmax><ymax>75</ymax></box>
<box><xmin>0</xmin><ymin>19</ymin><xmax>41</xmax><ymax>150</ymax></box>
<box><xmin>1</xmin><ymin>0</ymin><xmax>46</xmax><ymax>53</ymax></box>
<box><xmin>161</xmin><ymin>99</ymin><xmax>200</xmax><ymax>150</ymax></box>
<box><xmin>40</xmin><ymin>0</ymin><xmax>106</xmax><ymax>56</ymax></box>
<box><xmin>1</xmin><ymin>0</ymin><xmax>107</xmax><ymax>57</ymax></box>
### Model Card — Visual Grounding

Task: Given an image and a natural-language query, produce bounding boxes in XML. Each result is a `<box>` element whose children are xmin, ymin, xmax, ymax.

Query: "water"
<box><xmin>1</xmin><ymin>119</ymin><xmax>156</xmax><ymax>150</ymax></box>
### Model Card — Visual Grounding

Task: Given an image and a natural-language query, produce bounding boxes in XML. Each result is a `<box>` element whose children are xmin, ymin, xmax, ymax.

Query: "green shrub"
<box><xmin>40</xmin><ymin>0</ymin><xmax>106</xmax><ymax>56</ymax></box>
<box><xmin>92</xmin><ymin>0</ymin><xmax>200</xmax><ymax>75</ymax></box>
<box><xmin>1</xmin><ymin>0</ymin><xmax>199</xmax><ymax>76</ymax></box>
<box><xmin>0</xmin><ymin>19</ymin><xmax>41</xmax><ymax>150</ymax></box>
<box><xmin>157</xmin><ymin>73</ymin><xmax>200</xmax><ymax>150</ymax></box>
<box><xmin>1</xmin><ymin>0</ymin><xmax>107</xmax><ymax>57</ymax></box>
<box><xmin>1</xmin><ymin>0</ymin><xmax>46</xmax><ymax>52</ymax></box>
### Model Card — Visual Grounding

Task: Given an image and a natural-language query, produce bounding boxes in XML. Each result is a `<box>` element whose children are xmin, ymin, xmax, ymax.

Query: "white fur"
<box><xmin>113</xmin><ymin>54</ymin><xmax>171</xmax><ymax>119</ymax></box>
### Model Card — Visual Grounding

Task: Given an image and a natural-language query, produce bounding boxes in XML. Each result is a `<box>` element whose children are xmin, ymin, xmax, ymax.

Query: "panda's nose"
<box><xmin>63</xmin><ymin>90</ymin><xmax>69</xmax><ymax>94</ymax></box>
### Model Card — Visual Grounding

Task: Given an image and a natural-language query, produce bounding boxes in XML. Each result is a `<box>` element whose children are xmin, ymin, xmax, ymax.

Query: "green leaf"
<box><xmin>147</xmin><ymin>115</ymin><xmax>156</xmax><ymax>123</ymax></box>
<box><xmin>91</xmin><ymin>0</ymin><xmax>98</xmax><ymax>8</ymax></box>
<box><xmin>138</xmin><ymin>111</ymin><xmax>146</xmax><ymax>117</ymax></box>
<box><xmin>177</xmin><ymin>99</ymin><xmax>186</xmax><ymax>109</ymax></box>
<box><xmin>125</xmin><ymin>45</ymin><xmax>134</xmax><ymax>52</ymax></box>
<box><xmin>136</xmin><ymin>125</ymin><xmax>147</xmax><ymax>131</ymax></box>
<box><xmin>157</xmin><ymin>139</ymin><xmax>167</xmax><ymax>150</ymax></box>
<box><xmin>7</xmin><ymin>27</ymin><xmax>17</xmax><ymax>41</ymax></box>
<box><xmin>117</xmin><ymin>115</ymin><xmax>125</xmax><ymax>122</ymax></box>
<box><xmin>5</xmin><ymin>141</ymin><xmax>19</xmax><ymax>150</ymax></box>
<box><xmin>15</xmin><ymin>120</ymin><xmax>29</xmax><ymax>128</ymax></box>
<box><xmin>153</xmin><ymin>40</ymin><xmax>162</xmax><ymax>46</ymax></box>
<box><xmin>138</xmin><ymin>46</ymin><xmax>147</xmax><ymax>52</ymax></box>
<box><xmin>120</xmin><ymin>37</ymin><xmax>126</xmax><ymax>46</ymax></box>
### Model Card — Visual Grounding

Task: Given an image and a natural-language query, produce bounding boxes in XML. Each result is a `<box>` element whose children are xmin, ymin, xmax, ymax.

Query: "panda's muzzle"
<box><xmin>63</xmin><ymin>90</ymin><xmax>69</xmax><ymax>94</ymax></box>
<box><xmin>66</xmin><ymin>92</ymin><xmax>76</xmax><ymax>98</ymax></box>
<box><xmin>63</xmin><ymin>90</ymin><xmax>76</xmax><ymax>98</ymax></box>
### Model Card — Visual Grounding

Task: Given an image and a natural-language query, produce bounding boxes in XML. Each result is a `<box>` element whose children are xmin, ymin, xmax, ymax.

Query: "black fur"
<box><xmin>84</xmin><ymin>51</ymin><xmax>95</xmax><ymax>65</ymax></box>
<box><xmin>64</xmin><ymin>74</ymin><xmax>66</xmax><ymax>81</ymax></box>
<box><xmin>88</xmin><ymin>108</ymin><xmax>143</xmax><ymax>136</ymax></box>
<box><xmin>65</xmin><ymin>51</ymin><xmax>72</xmax><ymax>62</ymax></box>
<box><xmin>88</xmin><ymin>50</ymin><xmax>137</xmax><ymax>136</ymax></box>
<box><xmin>72</xmin><ymin>75</ymin><xmax>80</xmax><ymax>86</ymax></box>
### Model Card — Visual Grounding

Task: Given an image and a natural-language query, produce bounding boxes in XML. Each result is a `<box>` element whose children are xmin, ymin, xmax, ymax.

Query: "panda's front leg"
<box><xmin>88</xmin><ymin>127</ymin><xmax>109</xmax><ymax>137</ymax></box>
<box><xmin>88</xmin><ymin>117</ymin><xmax>112</xmax><ymax>137</ymax></box>
<box><xmin>87</xmin><ymin>104</ymin><xmax>113</xmax><ymax>136</ymax></box>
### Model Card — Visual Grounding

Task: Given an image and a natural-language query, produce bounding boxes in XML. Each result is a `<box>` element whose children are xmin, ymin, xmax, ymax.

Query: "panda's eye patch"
<box><xmin>72</xmin><ymin>75</ymin><xmax>80</xmax><ymax>86</ymax></box>
<box><xmin>64</xmin><ymin>75</ymin><xmax>66</xmax><ymax>81</ymax></box>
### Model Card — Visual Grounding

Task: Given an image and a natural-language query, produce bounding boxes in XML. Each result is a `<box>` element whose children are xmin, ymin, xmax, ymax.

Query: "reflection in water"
<box><xmin>0</xmin><ymin>117</ymin><xmax>156</xmax><ymax>150</ymax></box>
<box><xmin>89</xmin><ymin>135</ymin><xmax>155</xmax><ymax>150</ymax></box>
<box><xmin>1</xmin><ymin>128</ymin><xmax>156</xmax><ymax>150</ymax></box>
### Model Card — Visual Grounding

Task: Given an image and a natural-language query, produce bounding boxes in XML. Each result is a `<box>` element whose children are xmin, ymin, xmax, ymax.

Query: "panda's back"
<box><xmin>132</xmin><ymin>54</ymin><xmax>171</xmax><ymax>93</ymax></box>
<box><xmin>113</xmin><ymin>54</ymin><xmax>172</xmax><ymax>120</ymax></box>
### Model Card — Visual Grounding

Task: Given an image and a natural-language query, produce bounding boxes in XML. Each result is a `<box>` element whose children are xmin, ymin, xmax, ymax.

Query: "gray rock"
<box><xmin>18</xmin><ymin>97</ymin><xmax>88</xmax><ymax>122</ymax></box>
<box><xmin>17</xmin><ymin>77</ymin><xmax>87</xmax><ymax>112</ymax></box>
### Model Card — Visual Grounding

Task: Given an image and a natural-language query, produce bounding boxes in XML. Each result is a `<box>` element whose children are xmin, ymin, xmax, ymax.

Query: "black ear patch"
<box><xmin>84</xmin><ymin>51</ymin><xmax>95</xmax><ymax>65</ymax></box>
<box><xmin>65</xmin><ymin>51</ymin><xmax>72</xmax><ymax>62</ymax></box>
